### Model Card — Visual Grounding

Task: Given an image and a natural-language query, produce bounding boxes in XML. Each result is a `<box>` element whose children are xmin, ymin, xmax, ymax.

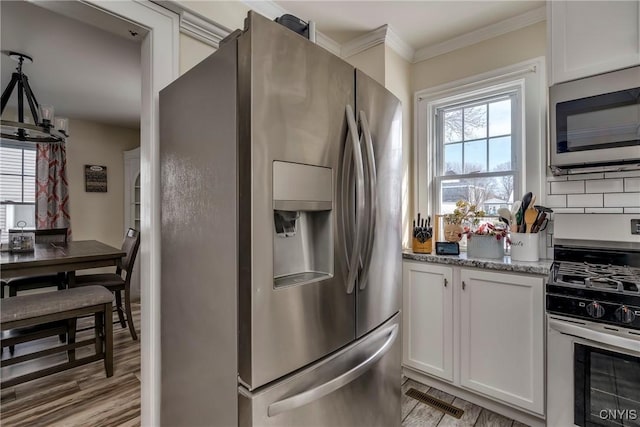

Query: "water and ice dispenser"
<box><xmin>272</xmin><ymin>161</ymin><xmax>333</xmax><ymax>288</ymax></box>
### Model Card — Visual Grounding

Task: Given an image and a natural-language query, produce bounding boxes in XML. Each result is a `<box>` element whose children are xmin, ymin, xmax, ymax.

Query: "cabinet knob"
<box><xmin>462</xmin><ymin>281</ymin><xmax>466</xmax><ymax>290</ymax></box>
<box><xmin>444</xmin><ymin>278</ymin><xmax>448</xmax><ymax>287</ymax></box>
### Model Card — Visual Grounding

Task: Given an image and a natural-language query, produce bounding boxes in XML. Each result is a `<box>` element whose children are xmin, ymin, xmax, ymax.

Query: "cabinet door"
<box><xmin>459</xmin><ymin>269</ymin><xmax>544</xmax><ymax>415</ymax></box>
<box><xmin>550</xmin><ymin>1</ymin><xmax>640</xmax><ymax>84</ymax></box>
<box><xmin>402</xmin><ymin>261</ymin><xmax>454</xmax><ymax>381</ymax></box>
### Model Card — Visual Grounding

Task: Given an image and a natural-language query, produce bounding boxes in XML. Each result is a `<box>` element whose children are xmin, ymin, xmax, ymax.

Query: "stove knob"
<box><xmin>615</xmin><ymin>306</ymin><xmax>636</xmax><ymax>324</ymax></box>
<box><xmin>586</xmin><ymin>301</ymin><xmax>605</xmax><ymax>319</ymax></box>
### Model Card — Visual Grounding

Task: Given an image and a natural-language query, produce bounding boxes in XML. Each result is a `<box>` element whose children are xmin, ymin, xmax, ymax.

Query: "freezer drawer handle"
<box><xmin>267</xmin><ymin>323</ymin><xmax>399</xmax><ymax>417</ymax></box>
<box><xmin>358</xmin><ymin>110</ymin><xmax>377</xmax><ymax>291</ymax></box>
<box><xmin>343</xmin><ymin>105</ymin><xmax>365</xmax><ymax>295</ymax></box>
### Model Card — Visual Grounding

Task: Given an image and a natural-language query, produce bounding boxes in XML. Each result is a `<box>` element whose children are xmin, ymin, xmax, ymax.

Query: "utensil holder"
<box><xmin>412</xmin><ymin>237</ymin><xmax>432</xmax><ymax>254</ymax></box>
<box><xmin>510</xmin><ymin>233</ymin><xmax>539</xmax><ymax>262</ymax></box>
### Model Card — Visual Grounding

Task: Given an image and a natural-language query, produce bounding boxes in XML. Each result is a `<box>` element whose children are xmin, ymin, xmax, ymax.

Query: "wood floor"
<box><xmin>1</xmin><ymin>303</ymin><xmax>141</xmax><ymax>426</ymax></box>
<box><xmin>1</xmin><ymin>305</ymin><xmax>524</xmax><ymax>427</ymax></box>
<box><xmin>402</xmin><ymin>377</ymin><xmax>527</xmax><ymax>427</ymax></box>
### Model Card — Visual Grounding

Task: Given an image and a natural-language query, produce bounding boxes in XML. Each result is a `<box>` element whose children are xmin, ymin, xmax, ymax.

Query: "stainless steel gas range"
<box><xmin>546</xmin><ymin>216</ymin><xmax>640</xmax><ymax>427</ymax></box>
<box><xmin>547</xmin><ymin>245</ymin><xmax>640</xmax><ymax>329</ymax></box>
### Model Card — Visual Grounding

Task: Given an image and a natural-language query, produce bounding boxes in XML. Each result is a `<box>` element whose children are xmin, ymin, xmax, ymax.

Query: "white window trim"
<box><xmin>433</xmin><ymin>86</ymin><xmax>522</xmax><ymax>214</ymax></box>
<box><xmin>414</xmin><ymin>57</ymin><xmax>547</xmax><ymax>217</ymax></box>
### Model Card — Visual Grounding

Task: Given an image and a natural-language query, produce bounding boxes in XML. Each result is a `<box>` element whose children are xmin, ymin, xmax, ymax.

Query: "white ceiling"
<box><xmin>275</xmin><ymin>1</ymin><xmax>544</xmax><ymax>49</ymax></box>
<box><xmin>1</xmin><ymin>1</ymin><xmax>142</xmax><ymax>129</ymax></box>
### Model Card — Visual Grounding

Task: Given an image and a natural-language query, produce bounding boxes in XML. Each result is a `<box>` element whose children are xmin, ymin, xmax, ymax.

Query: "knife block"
<box><xmin>412</xmin><ymin>237</ymin><xmax>432</xmax><ymax>254</ymax></box>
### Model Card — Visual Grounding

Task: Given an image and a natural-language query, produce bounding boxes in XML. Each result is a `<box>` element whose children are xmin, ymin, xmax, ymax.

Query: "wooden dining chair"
<box><xmin>73</xmin><ymin>229</ymin><xmax>140</xmax><ymax>340</ymax></box>
<box><xmin>6</xmin><ymin>228</ymin><xmax>69</xmax><ymax>297</ymax></box>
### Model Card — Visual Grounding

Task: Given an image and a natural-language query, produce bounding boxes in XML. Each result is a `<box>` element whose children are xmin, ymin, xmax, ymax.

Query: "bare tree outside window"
<box><xmin>437</xmin><ymin>95</ymin><xmax>517</xmax><ymax>215</ymax></box>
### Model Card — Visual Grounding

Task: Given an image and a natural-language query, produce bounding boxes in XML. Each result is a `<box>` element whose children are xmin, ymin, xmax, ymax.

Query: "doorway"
<box><xmin>0</xmin><ymin>1</ymin><xmax>177</xmax><ymax>424</ymax></box>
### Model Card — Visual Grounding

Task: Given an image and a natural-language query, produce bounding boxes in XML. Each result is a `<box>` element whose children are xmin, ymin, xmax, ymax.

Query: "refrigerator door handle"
<box><xmin>358</xmin><ymin>110</ymin><xmax>377</xmax><ymax>290</ymax></box>
<box><xmin>267</xmin><ymin>323</ymin><xmax>399</xmax><ymax>417</ymax></box>
<box><xmin>343</xmin><ymin>105</ymin><xmax>365</xmax><ymax>295</ymax></box>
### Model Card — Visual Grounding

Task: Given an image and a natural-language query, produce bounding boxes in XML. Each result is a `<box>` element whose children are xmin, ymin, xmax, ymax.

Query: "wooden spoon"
<box><xmin>524</xmin><ymin>207</ymin><xmax>538</xmax><ymax>233</ymax></box>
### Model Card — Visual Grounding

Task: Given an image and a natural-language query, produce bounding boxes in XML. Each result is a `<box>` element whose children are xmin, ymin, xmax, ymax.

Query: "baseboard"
<box><xmin>403</xmin><ymin>365</ymin><xmax>546</xmax><ymax>427</ymax></box>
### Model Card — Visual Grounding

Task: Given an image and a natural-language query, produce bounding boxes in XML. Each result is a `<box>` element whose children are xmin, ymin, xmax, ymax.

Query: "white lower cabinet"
<box><xmin>402</xmin><ymin>260</ymin><xmax>545</xmax><ymax>416</ymax></box>
<box><xmin>402</xmin><ymin>262</ymin><xmax>454</xmax><ymax>381</ymax></box>
<box><xmin>459</xmin><ymin>269</ymin><xmax>544</xmax><ymax>415</ymax></box>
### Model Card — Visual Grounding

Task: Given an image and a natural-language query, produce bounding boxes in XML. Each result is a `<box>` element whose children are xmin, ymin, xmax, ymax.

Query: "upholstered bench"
<box><xmin>1</xmin><ymin>285</ymin><xmax>113</xmax><ymax>389</ymax></box>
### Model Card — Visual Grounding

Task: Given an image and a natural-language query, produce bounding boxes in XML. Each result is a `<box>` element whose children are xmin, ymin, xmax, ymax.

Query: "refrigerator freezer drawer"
<box><xmin>239</xmin><ymin>313</ymin><xmax>401</xmax><ymax>427</ymax></box>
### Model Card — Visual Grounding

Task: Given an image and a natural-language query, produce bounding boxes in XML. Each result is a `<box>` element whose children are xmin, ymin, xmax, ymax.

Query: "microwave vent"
<box><xmin>550</xmin><ymin>161</ymin><xmax>640</xmax><ymax>176</ymax></box>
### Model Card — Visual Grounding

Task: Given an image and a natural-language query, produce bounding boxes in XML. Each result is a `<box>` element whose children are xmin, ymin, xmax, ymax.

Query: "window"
<box><xmin>437</xmin><ymin>94</ymin><xmax>518</xmax><ymax>215</ymax></box>
<box><xmin>414</xmin><ymin>59</ymin><xmax>546</xmax><ymax>223</ymax></box>
<box><xmin>0</xmin><ymin>144</ymin><xmax>36</xmax><ymax>238</ymax></box>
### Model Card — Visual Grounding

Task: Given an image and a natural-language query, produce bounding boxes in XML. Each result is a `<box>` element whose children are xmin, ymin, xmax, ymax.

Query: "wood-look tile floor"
<box><xmin>1</xmin><ymin>307</ymin><xmax>523</xmax><ymax>427</ymax></box>
<box><xmin>1</xmin><ymin>303</ymin><xmax>141</xmax><ymax>427</ymax></box>
<box><xmin>401</xmin><ymin>377</ymin><xmax>527</xmax><ymax>427</ymax></box>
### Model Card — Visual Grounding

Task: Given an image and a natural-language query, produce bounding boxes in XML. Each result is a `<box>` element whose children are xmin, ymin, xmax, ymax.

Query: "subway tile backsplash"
<box><xmin>544</xmin><ymin>170</ymin><xmax>640</xmax><ymax>256</ymax></box>
<box><xmin>567</xmin><ymin>193</ymin><xmax>603</xmax><ymax>207</ymax></box>
<box><xmin>550</xmin><ymin>180</ymin><xmax>584</xmax><ymax>194</ymax></box>
<box><xmin>604</xmin><ymin>192</ymin><xmax>640</xmax><ymax>207</ymax></box>
<box><xmin>624</xmin><ymin>178</ymin><xmax>640</xmax><ymax>192</ymax></box>
<box><xmin>585</xmin><ymin>179</ymin><xmax>623</xmax><ymax>193</ymax></box>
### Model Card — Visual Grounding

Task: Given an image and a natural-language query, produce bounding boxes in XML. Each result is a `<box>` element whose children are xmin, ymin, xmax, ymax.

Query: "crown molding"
<box><xmin>341</xmin><ymin>24</ymin><xmax>415</xmax><ymax>63</ymax></box>
<box><xmin>153</xmin><ymin>1</ymin><xmax>232</xmax><ymax>48</ymax></box>
<box><xmin>385</xmin><ymin>26</ymin><xmax>415</xmax><ymax>62</ymax></box>
<box><xmin>180</xmin><ymin>10</ymin><xmax>231</xmax><ymax>48</ymax></box>
<box><xmin>341</xmin><ymin>25</ymin><xmax>388</xmax><ymax>58</ymax></box>
<box><xmin>240</xmin><ymin>0</ymin><xmax>287</xmax><ymax>20</ymax></box>
<box><xmin>413</xmin><ymin>6</ymin><xmax>546</xmax><ymax>63</ymax></box>
<box><xmin>315</xmin><ymin>32</ymin><xmax>342</xmax><ymax>56</ymax></box>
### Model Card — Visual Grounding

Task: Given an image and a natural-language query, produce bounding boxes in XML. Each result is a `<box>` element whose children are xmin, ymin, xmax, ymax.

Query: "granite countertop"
<box><xmin>403</xmin><ymin>250</ymin><xmax>552</xmax><ymax>275</ymax></box>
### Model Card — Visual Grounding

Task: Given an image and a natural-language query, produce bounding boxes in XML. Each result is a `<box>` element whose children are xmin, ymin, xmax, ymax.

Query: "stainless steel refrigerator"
<box><xmin>160</xmin><ymin>11</ymin><xmax>402</xmax><ymax>427</ymax></box>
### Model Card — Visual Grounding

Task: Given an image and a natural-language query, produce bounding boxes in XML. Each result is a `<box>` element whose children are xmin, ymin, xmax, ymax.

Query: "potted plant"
<box><xmin>463</xmin><ymin>222</ymin><xmax>510</xmax><ymax>259</ymax></box>
<box><xmin>443</xmin><ymin>200</ymin><xmax>485</xmax><ymax>242</ymax></box>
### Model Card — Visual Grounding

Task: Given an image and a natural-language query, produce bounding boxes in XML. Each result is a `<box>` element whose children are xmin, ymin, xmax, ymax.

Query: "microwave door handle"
<box><xmin>267</xmin><ymin>323</ymin><xmax>399</xmax><ymax>417</ymax></box>
<box><xmin>344</xmin><ymin>105</ymin><xmax>365</xmax><ymax>295</ymax></box>
<box><xmin>358</xmin><ymin>111</ymin><xmax>377</xmax><ymax>291</ymax></box>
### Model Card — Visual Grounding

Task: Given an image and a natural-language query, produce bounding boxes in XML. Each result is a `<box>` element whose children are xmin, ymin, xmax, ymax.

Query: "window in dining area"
<box><xmin>0</xmin><ymin>144</ymin><xmax>36</xmax><ymax>241</ymax></box>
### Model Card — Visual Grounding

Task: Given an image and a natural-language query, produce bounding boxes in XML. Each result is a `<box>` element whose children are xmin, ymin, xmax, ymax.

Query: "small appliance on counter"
<box><xmin>546</xmin><ymin>214</ymin><xmax>640</xmax><ymax>427</ymax></box>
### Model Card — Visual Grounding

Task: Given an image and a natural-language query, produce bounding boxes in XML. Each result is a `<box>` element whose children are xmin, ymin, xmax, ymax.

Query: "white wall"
<box><xmin>411</xmin><ymin>22</ymin><xmax>546</xmax><ymax>92</ymax></box>
<box><xmin>180</xmin><ymin>33</ymin><xmax>216</xmax><ymax>75</ymax></box>
<box><xmin>66</xmin><ymin>118</ymin><xmax>140</xmax><ymax>249</ymax></box>
<box><xmin>385</xmin><ymin>47</ymin><xmax>413</xmax><ymax>248</ymax></box>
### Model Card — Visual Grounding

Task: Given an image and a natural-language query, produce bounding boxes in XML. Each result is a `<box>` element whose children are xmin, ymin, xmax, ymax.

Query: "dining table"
<box><xmin>1</xmin><ymin>240</ymin><xmax>126</xmax><ymax>286</ymax></box>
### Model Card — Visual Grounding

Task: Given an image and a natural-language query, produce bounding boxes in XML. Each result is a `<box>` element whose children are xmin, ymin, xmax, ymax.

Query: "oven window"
<box><xmin>556</xmin><ymin>88</ymin><xmax>640</xmax><ymax>154</ymax></box>
<box><xmin>575</xmin><ymin>344</ymin><xmax>640</xmax><ymax>426</ymax></box>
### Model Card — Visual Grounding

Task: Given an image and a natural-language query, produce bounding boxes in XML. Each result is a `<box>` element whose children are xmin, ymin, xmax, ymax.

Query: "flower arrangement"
<box><xmin>462</xmin><ymin>222</ymin><xmax>511</xmax><ymax>244</ymax></box>
<box><xmin>444</xmin><ymin>200</ymin><xmax>486</xmax><ymax>226</ymax></box>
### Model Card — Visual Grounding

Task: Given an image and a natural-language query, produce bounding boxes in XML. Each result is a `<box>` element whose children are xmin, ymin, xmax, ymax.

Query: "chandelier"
<box><xmin>1</xmin><ymin>51</ymin><xmax>68</xmax><ymax>143</ymax></box>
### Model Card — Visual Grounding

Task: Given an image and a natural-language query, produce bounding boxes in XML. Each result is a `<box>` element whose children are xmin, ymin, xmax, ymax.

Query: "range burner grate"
<box><xmin>554</xmin><ymin>261</ymin><xmax>640</xmax><ymax>293</ymax></box>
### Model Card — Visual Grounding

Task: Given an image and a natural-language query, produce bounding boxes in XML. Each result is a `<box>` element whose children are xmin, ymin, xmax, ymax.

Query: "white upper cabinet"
<box><xmin>549</xmin><ymin>1</ymin><xmax>640</xmax><ymax>85</ymax></box>
<box><xmin>402</xmin><ymin>261</ymin><xmax>454</xmax><ymax>382</ymax></box>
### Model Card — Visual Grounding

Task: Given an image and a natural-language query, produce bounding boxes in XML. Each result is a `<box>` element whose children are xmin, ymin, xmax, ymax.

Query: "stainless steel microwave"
<box><xmin>549</xmin><ymin>66</ymin><xmax>640</xmax><ymax>175</ymax></box>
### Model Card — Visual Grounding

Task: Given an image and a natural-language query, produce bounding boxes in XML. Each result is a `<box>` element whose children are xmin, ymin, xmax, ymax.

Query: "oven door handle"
<box><xmin>549</xmin><ymin>318</ymin><xmax>640</xmax><ymax>353</ymax></box>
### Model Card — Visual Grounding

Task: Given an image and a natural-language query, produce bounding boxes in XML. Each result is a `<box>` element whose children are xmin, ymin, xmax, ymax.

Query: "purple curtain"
<box><xmin>36</xmin><ymin>143</ymin><xmax>71</xmax><ymax>236</ymax></box>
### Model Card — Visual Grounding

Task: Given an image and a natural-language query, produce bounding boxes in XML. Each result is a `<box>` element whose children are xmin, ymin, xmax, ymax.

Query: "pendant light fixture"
<box><xmin>1</xmin><ymin>51</ymin><xmax>68</xmax><ymax>143</ymax></box>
